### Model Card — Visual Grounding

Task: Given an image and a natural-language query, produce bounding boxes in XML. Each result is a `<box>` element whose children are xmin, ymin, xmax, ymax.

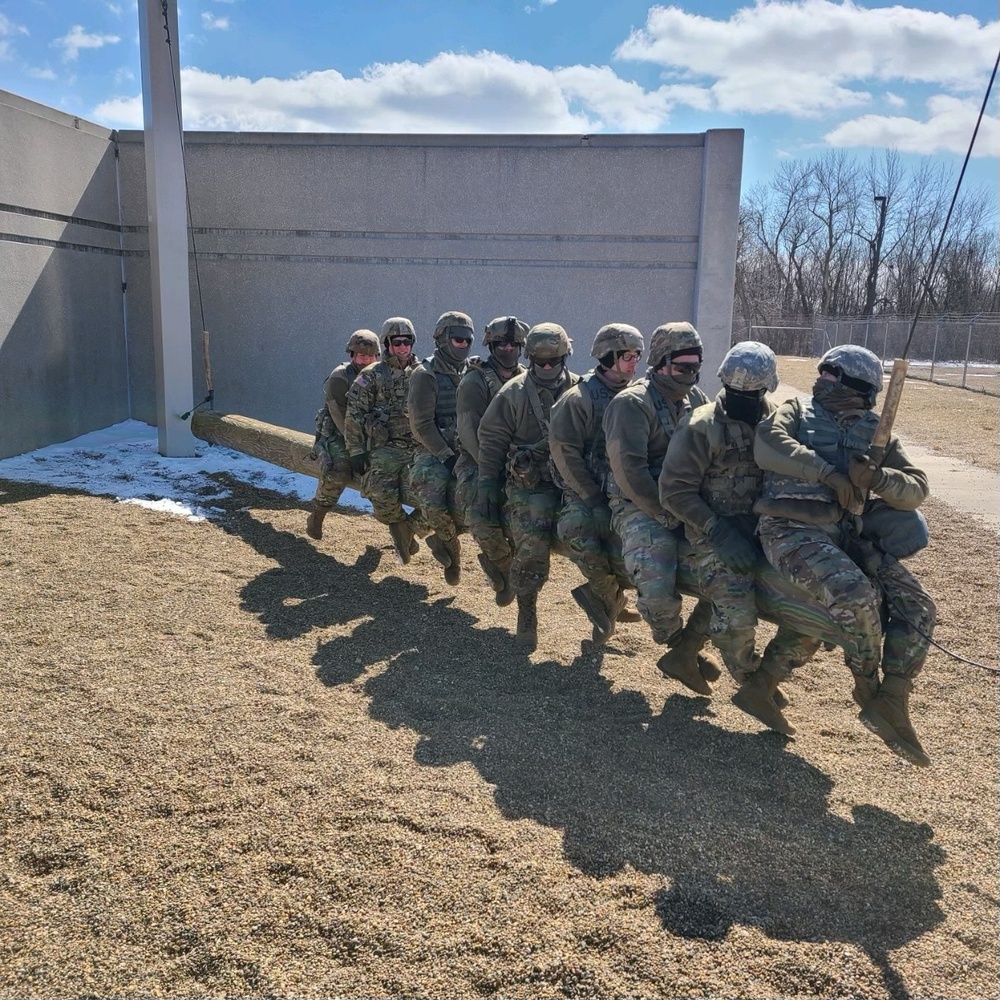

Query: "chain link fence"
<box><xmin>746</xmin><ymin>314</ymin><xmax>1000</xmax><ymax>396</ymax></box>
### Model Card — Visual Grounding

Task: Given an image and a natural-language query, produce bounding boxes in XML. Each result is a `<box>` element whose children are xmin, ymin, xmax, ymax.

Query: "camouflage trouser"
<box><xmin>759</xmin><ymin>517</ymin><xmax>883</xmax><ymax>676</ymax></box>
<box><xmin>360</xmin><ymin>445</ymin><xmax>424</xmax><ymax>529</ymax></box>
<box><xmin>456</xmin><ymin>455</ymin><xmax>514</xmax><ymax>568</ymax></box>
<box><xmin>873</xmin><ymin>552</ymin><xmax>935</xmax><ymax>679</ymax></box>
<box><xmin>687</xmin><ymin>535</ymin><xmax>759</xmax><ymax>678</ymax></box>
<box><xmin>312</xmin><ymin>435</ymin><xmax>355</xmax><ymax>507</ymax></box>
<box><xmin>409</xmin><ymin>453</ymin><xmax>466</xmax><ymax>541</ymax></box>
<box><xmin>505</xmin><ymin>481</ymin><xmax>560</xmax><ymax>596</ymax></box>
<box><xmin>610</xmin><ymin>500</ymin><xmax>684</xmax><ymax>643</ymax></box>
<box><xmin>557</xmin><ymin>496</ymin><xmax>629</xmax><ymax>611</ymax></box>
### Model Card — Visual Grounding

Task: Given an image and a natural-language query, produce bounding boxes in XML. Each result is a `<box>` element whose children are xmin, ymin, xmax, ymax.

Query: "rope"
<box><xmin>160</xmin><ymin>0</ymin><xmax>214</xmax><ymax>417</ymax></box>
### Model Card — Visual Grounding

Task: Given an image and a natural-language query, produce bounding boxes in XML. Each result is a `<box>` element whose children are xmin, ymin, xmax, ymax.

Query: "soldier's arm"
<box><xmin>659</xmin><ymin>414</ymin><xmax>718</xmax><ymax>534</ymax></box>
<box><xmin>456</xmin><ymin>372</ymin><xmax>489</xmax><ymax>462</ymax></box>
<box><xmin>867</xmin><ymin>436</ymin><xmax>930</xmax><ymax>510</ymax></box>
<box><xmin>344</xmin><ymin>371</ymin><xmax>374</xmax><ymax>457</ymax></box>
<box><xmin>754</xmin><ymin>399</ymin><xmax>831</xmax><ymax>483</ymax></box>
<box><xmin>604</xmin><ymin>394</ymin><xmax>661</xmax><ymax>520</ymax></box>
<box><xmin>408</xmin><ymin>366</ymin><xmax>452</xmax><ymax>461</ymax></box>
<box><xmin>549</xmin><ymin>389</ymin><xmax>602</xmax><ymax>502</ymax></box>
<box><xmin>326</xmin><ymin>371</ymin><xmax>350</xmax><ymax>437</ymax></box>
<box><xmin>477</xmin><ymin>388</ymin><xmax>517</xmax><ymax>481</ymax></box>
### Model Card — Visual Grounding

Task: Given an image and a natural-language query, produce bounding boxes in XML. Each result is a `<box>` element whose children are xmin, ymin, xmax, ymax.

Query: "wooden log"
<box><xmin>190</xmin><ymin>411</ymin><xmax>321</xmax><ymax>479</ymax></box>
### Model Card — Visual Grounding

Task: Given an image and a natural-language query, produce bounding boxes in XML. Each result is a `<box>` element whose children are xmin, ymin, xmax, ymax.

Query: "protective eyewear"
<box><xmin>670</xmin><ymin>361</ymin><xmax>702</xmax><ymax>375</ymax></box>
<box><xmin>533</xmin><ymin>358</ymin><xmax>561</xmax><ymax>369</ymax></box>
<box><xmin>618</xmin><ymin>351</ymin><xmax>642</xmax><ymax>363</ymax></box>
<box><xmin>449</xmin><ymin>334</ymin><xmax>474</xmax><ymax>345</ymax></box>
<box><xmin>444</xmin><ymin>326</ymin><xmax>474</xmax><ymax>342</ymax></box>
<box><xmin>389</xmin><ymin>336</ymin><xmax>414</xmax><ymax>347</ymax></box>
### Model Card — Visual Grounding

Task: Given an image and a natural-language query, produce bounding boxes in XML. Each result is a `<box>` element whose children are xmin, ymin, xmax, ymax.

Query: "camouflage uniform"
<box><xmin>755</xmin><ymin>344</ymin><xmax>936</xmax><ymax>763</ymax></box>
<box><xmin>408</xmin><ymin>311</ymin><xmax>475</xmax><ymax>583</ymax></box>
<box><xmin>344</xmin><ymin>319</ymin><xmax>424</xmax><ymax>535</ymax></box>
<box><xmin>455</xmin><ymin>318</ymin><xmax>527</xmax><ymax>601</ymax></box>
<box><xmin>550</xmin><ymin>323</ymin><xmax>641</xmax><ymax>642</ymax></box>
<box><xmin>603</xmin><ymin>325</ymin><xmax>710</xmax><ymax>646</ymax></box>
<box><xmin>660</xmin><ymin>342</ymin><xmax>822</xmax><ymax>728</ymax></box>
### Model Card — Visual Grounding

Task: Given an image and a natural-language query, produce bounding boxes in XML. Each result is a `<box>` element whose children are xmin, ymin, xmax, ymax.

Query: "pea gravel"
<box><xmin>0</xmin><ymin>410</ymin><xmax>997</xmax><ymax>999</ymax></box>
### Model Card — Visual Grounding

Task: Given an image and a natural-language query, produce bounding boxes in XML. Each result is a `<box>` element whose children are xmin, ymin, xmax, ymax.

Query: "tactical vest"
<box><xmin>699</xmin><ymin>406</ymin><xmax>763</xmax><ymax>516</ymax></box>
<box><xmin>552</xmin><ymin>372</ymin><xmax>618</xmax><ymax>493</ymax></box>
<box><xmin>430</xmin><ymin>361</ymin><xmax>460</xmax><ymax>451</ymax></box>
<box><xmin>762</xmin><ymin>396</ymin><xmax>878</xmax><ymax>503</ymax></box>
<box><xmin>372</xmin><ymin>359</ymin><xmax>416</xmax><ymax>447</ymax></box>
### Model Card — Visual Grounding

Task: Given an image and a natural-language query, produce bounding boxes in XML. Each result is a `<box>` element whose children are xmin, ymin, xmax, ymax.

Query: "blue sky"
<box><xmin>1</xmin><ymin>1</ymin><xmax>997</xmax><ymax>195</ymax></box>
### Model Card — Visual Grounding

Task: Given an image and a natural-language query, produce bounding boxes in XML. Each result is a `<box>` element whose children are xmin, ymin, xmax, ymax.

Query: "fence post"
<box><xmin>882</xmin><ymin>319</ymin><xmax>890</xmax><ymax>358</ymax></box>
<box><xmin>962</xmin><ymin>320</ymin><xmax>973</xmax><ymax>389</ymax></box>
<box><xmin>930</xmin><ymin>320</ymin><xmax>940</xmax><ymax>382</ymax></box>
<box><xmin>864</xmin><ymin>317</ymin><xmax>871</xmax><ymax>349</ymax></box>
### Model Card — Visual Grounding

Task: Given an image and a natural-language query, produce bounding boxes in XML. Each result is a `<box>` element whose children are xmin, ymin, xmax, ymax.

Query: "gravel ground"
<box><xmin>1</xmin><ymin>383</ymin><xmax>998</xmax><ymax>999</ymax></box>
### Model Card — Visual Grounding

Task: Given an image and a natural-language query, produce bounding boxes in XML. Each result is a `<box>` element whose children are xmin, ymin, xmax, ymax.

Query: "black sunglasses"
<box><xmin>390</xmin><ymin>336</ymin><xmax>414</xmax><ymax>346</ymax></box>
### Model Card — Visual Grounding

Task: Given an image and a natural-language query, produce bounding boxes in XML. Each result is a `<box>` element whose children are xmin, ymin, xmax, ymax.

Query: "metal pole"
<box><xmin>962</xmin><ymin>320</ymin><xmax>973</xmax><ymax>388</ymax></box>
<box><xmin>882</xmin><ymin>319</ymin><xmax>890</xmax><ymax>359</ymax></box>
<box><xmin>930</xmin><ymin>320</ymin><xmax>940</xmax><ymax>382</ymax></box>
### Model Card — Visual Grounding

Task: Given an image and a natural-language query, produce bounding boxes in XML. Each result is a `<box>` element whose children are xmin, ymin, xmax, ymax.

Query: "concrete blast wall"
<box><xmin>0</xmin><ymin>91</ymin><xmax>130</xmax><ymax>459</ymax></box>
<box><xmin>1</xmin><ymin>90</ymin><xmax>743</xmax><ymax>455</ymax></box>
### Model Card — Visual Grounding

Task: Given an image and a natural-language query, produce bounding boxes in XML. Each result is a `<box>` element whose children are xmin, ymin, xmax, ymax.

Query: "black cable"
<box><xmin>903</xmin><ymin>46</ymin><xmax>1000</xmax><ymax>359</ymax></box>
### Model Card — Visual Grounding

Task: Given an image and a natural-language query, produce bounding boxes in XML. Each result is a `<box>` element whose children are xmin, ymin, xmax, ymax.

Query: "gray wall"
<box><xmin>0</xmin><ymin>91</ymin><xmax>130</xmax><ymax>458</ymax></box>
<box><xmin>116</xmin><ymin>130</ymin><xmax>743</xmax><ymax>434</ymax></box>
<box><xmin>2</xmin><ymin>91</ymin><xmax>743</xmax><ymax>455</ymax></box>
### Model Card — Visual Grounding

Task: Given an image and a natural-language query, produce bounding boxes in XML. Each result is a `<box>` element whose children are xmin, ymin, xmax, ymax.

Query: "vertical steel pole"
<box><xmin>930</xmin><ymin>320</ymin><xmax>940</xmax><ymax>382</ymax></box>
<box><xmin>962</xmin><ymin>320</ymin><xmax>973</xmax><ymax>388</ymax></box>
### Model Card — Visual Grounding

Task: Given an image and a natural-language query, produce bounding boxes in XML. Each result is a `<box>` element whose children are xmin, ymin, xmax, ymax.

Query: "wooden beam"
<box><xmin>190</xmin><ymin>411</ymin><xmax>320</xmax><ymax>479</ymax></box>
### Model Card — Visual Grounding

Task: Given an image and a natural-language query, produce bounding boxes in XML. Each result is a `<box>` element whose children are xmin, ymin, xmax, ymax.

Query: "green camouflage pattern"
<box><xmin>717</xmin><ymin>341</ymin><xmax>778</xmax><ymax>392</ymax></box>
<box><xmin>556</xmin><ymin>496</ymin><xmax>629</xmax><ymax>611</ymax></box>
<box><xmin>505</xmin><ymin>483</ymin><xmax>561</xmax><ymax>596</ymax></box>
<box><xmin>410</xmin><ymin>453</ymin><xmax>466</xmax><ymax>541</ymax></box>
<box><xmin>360</xmin><ymin>444</ymin><xmax>425</xmax><ymax>528</ymax></box>
<box><xmin>312</xmin><ymin>434</ymin><xmax>355</xmax><ymax>508</ymax></box>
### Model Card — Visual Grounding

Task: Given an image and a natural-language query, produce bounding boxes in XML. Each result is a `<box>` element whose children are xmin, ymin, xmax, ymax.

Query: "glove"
<box><xmin>349</xmin><ymin>452</ymin><xmax>370</xmax><ymax>477</ymax></box>
<box><xmin>849</xmin><ymin>453</ymin><xmax>887</xmax><ymax>495</ymax></box>
<box><xmin>705</xmin><ymin>516</ymin><xmax>760</xmax><ymax>574</ymax></box>
<box><xmin>476</xmin><ymin>477</ymin><xmax>502</xmax><ymax>524</ymax></box>
<box><xmin>819</xmin><ymin>466</ymin><xmax>863</xmax><ymax>510</ymax></box>
<box><xmin>442</xmin><ymin>454</ymin><xmax>458</xmax><ymax>474</ymax></box>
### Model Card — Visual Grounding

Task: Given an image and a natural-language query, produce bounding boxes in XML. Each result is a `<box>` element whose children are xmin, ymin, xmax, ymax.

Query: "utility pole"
<box><xmin>137</xmin><ymin>0</ymin><xmax>198</xmax><ymax>456</ymax></box>
<box><xmin>863</xmin><ymin>194</ymin><xmax>889</xmax><ymax>317</ymax></box>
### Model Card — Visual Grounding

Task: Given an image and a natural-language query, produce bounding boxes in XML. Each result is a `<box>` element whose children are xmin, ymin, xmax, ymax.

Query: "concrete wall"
<box><xmin>116</xmin><ymin>130</ymin><xmax>743</xmax><ymax>434</ymax></box>
<box><xmin>1</xmin><ymin>98</ymin><xmax>742</xmax><ymax>454</ymax></box>
<box><xmin>0</xmin><ymin>91</ymin><xmax>130</xmax><ymax>458</ymax></box>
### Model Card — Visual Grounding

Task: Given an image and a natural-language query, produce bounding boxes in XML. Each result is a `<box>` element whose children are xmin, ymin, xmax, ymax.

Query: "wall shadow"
<box><xmin>229</xmin><ymin>511</ymin><xmax>944</xmax><ymax>999</ymax></box>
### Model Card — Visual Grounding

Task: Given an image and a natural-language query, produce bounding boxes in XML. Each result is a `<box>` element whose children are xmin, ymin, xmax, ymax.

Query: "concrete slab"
<box><xmin>773</xmin><ymin>382</ymin><xmax>999</xmax><ymax>534</ymax></box>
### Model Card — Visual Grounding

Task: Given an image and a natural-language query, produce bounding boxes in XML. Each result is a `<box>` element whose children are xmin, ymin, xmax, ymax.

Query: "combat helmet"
<box><xmin>648</xmin><ymin>322</ymin><xmax>702</xmax><ymax>370</ymax></box>
<box><xmin>380</xmin><ymin>316</ymin><xmax>415</xmax><ymax>352</ymax></box>
<box><xmin>525</xmin><ymin>323</ymin><xmax>573</xmax><ymax>360</ymax></box>
<box><xmin>591</xmin><ymin>323</ymin><xmax>643</xmax><ymax>360</ymax></box>
<box><xmin>433</xmin><ymin>310</ymin><xmax>475</xmax><ymax>345</ymax></box>
<box><xmin>345</xmin><ymin>329</ymin><xmax>380</xmax><ymax>356</ymax></box>
<box><xmin>718</xmin><ymin>341</ymin><xmax>778</xmax><ymax>393</ymax></box>
<box><xmin>818</xmin><ymin>345</ymin><xmax>884</xmax><ymax>394</ymax></box>
<box><xmin>483</xmin><ymin>316</ymin><xmax>529</xmax><ymax>346</ymax></box>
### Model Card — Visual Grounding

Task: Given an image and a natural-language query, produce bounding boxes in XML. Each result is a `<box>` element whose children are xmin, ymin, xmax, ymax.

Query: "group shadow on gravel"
<box><xmin>231</xmin><ymin>508</ymin><xmax>944</xmax><ymax>1000</ymax></box>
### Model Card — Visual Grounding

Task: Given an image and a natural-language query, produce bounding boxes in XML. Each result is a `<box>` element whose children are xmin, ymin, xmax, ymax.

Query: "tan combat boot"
<box><xmin>478</xmin><ymin>553</ymin><xmax>515</xmax><ymax>607</ymax></box>
<box><xmin>570</xmin><ymin>583</ymin><xmax>614</xmax><ymax>645</ymax></box>
<box><xmin>388</xmin><ymin>520</ymin><xmax>415</xmax><ymax>564</ymax></box>
<box><xmin>515</xmin><ymin>592</ymin><xmax>538</xmax><ymax>650</ymax></box>
<box><xmin>305</xmin><ymin>501</ymin><xmax>331</xmax><ymax>540</ymax></box>
<box><xmin>732</xmin><ymin>666</ymin><xmax>795</xmax><ymax>736</ymax></box>
<box><xmin>859</xmin><ymin>674</ymin><xmax>930</xmax><ymax>767</ymax></box>
<box><xmin>444</xmin><ymin>536</ymin><xmax>461</xmax><ymax>587</ymax></box>
<box><xmin>656</xmin><ymin>624</ymin><xmax>713</xmax><ymax>696</ymax></box>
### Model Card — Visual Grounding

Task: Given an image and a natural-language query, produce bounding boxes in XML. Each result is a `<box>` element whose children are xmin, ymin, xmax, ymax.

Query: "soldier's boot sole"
<box><xmin>616</xmin><ymin>607</ymin><xmax>643</xmax><ymax>623</ymax></box>
<box><xmin>388</xmin><ymin>521</ymin><xmax>414</xmax><ymax>565</ymax></box>
<box><xmin>732</xmin><ymin>672</ymin><xmax>796</xmax><ymax>736</ymax></box>
<box><xmin>656</xmin><ymin>646</ymin><xmax>713</xmax><ymax>697</ymax></box>
<box><xmin>305</xmin><ymin>504</ymin><xmax>330</xmax><ymax>540</ymax></box>
<box><xmin>570</xmin><ymin>584</ymin><xmax>615</xmax><ymax>645</ymax></box>
<box><xmin>425</xmin><ymin>533</ymin><xmax>453</xmax><ymax>570</ymax></box>
<box><xmin>858</xmin><ymin>681</ymin><xmax>930</xmax><ymax>767</ymax></box>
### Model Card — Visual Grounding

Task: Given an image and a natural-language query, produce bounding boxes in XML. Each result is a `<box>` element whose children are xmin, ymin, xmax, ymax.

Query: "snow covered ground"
<box><xmin>0</xmin><ymin>420</ymin><xmax>372</xmax><ymax>521</ymax></box>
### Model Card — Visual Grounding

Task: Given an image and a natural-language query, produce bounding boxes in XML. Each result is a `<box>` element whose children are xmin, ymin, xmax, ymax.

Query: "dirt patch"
<box><xmin>1</xmin><ymin>472</ymin><xmax>997</xmax><ymax>998</ymax></box>
<box><xmin>776</xmin><ymin>356</ymin><xmax>999</xmax><ymax>473</ymax></box>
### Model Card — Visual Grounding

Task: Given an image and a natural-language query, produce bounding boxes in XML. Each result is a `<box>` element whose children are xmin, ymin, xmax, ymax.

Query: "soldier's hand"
<box><xmin>819</xmin><ymin>467</ymin><xmax>863</xmax><ymax>510</ymax></box>
<box><xmin>705</xmin><ymin>516</ymin><xmax>759</xmax><ymax>574</ymax></box>
<box><xmin>476</xmin><ymin>477</ymin><xmax>502</xmax><ymax>524</ymax></box>
<box><xmin>849</xmin><ymin>453</ymin><xmax>887</xmax><ymax>494</ymax></box>
<box><xmin>349</xmin><ymin>452</ymin><xmax>370</xmax><ymax>477</ymax></box>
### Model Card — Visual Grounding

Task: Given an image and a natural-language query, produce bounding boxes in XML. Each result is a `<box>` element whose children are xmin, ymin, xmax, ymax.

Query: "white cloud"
<box><xmin>884</xmin><ymin>92</ymin><xmax>907</xmax><ymax>110</ymax></box>
<box><xmin>825</xmin><ymin>94</ymin><xmax>1000</xmax><ymax>157</ymax></box>
<box><xmin>615</xmin><ymin>1</ymin><xmax>999</xmax><ymax>117</ymax></box>
<box><xmin>106</xmin><ymin>3</ymin><xmax>123</xmax><ymax>15</ymax></box>
<box><xmin>114</xmin><ymin>66</ymin><xmax>135</xmax><ymax>84</ymax></box>
<box><xmin>0</xmin><ymin>12</ymin><xmax>28</xmax><ymax>58</ymax></box>
<box><xmin>202</xmin><ymin>13</ymin><xmax>230</xmax><ymax>30</ymax></box>
<box><xmin>54</xmin><ymin>24</ymin><xmax>121</xmax><ymax>62</ymax></box>
<box><xmin>27</xmin><ymin>66</ymin><xmax>57</xmax><ymax>80</ymax></box>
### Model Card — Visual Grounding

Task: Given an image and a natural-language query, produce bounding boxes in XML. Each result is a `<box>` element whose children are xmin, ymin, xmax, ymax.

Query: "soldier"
<box><xmin>344</xmin><ymin>317</ymin><xmax>425</xmax><ymax>563</ymax></box>
<box><xmin>754</xmin><ymin>344</ymin><xmax>936</xmax><ymax>765</ymax></box>
<box><xmin>408</xmin><ymin>311</ymin><xmax>476</xmax><ymax>585</ymax></box>
<box><xmin>603</xmin><ymin>321</ymin><xmax>720</xmax><ymax>693</ymax></box>
<box><xmin>455</xmin><ymin>316</ymin><xmax>528</xmax><ymax>606</ymax></box>
<box><xmin>550</xmin><ymin>323</ymin><xmax>643</xmax><ymax>645</ymax></box>
<box><xmin>476</xmin><ymin>323</ymin><xmax>579</xmax><ymax>649</ymax></box>
<box><xmin>306</xmin><ymin>329</ymin><xmax>380</xmax><ymax>540</ymax></box>
<box><xmin>659</xmin><ymin>342</ymin><xmax>822</xmax><ymax>732</ymax></box>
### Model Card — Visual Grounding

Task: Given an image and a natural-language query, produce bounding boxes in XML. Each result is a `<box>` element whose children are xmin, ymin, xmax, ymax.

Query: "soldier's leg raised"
<box><xmin>859</xmin><ymin>556</ymin><xmax>936</xmax><ymax>766</ymax></box>
<box><xmin>307</xmin><ymin>438</ymin><xmax>352</xmax><ymax>540</ymax></box>
<box><xmin>506</xmin><ymin>484</ymin><xmax>560</xmax><ymax>649</ymax></box>
<box><xmin>365</xmin><ymin>446</ymin><xmax>418</xmax><ymax>563</ymax></box>
<box><xmin>460</xmin><ymin>464</ymin><xmax>515</xmax><ymax>605</ymax></box>
<box><xmin>559</xmin><ymin>497</ymin><xmax>621</xmax><ymax>643</ymax></box>
<box><xmin>410</xmin><ymin>454</ymin><xmax>461</xmax><ymax>584</ymax></box>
